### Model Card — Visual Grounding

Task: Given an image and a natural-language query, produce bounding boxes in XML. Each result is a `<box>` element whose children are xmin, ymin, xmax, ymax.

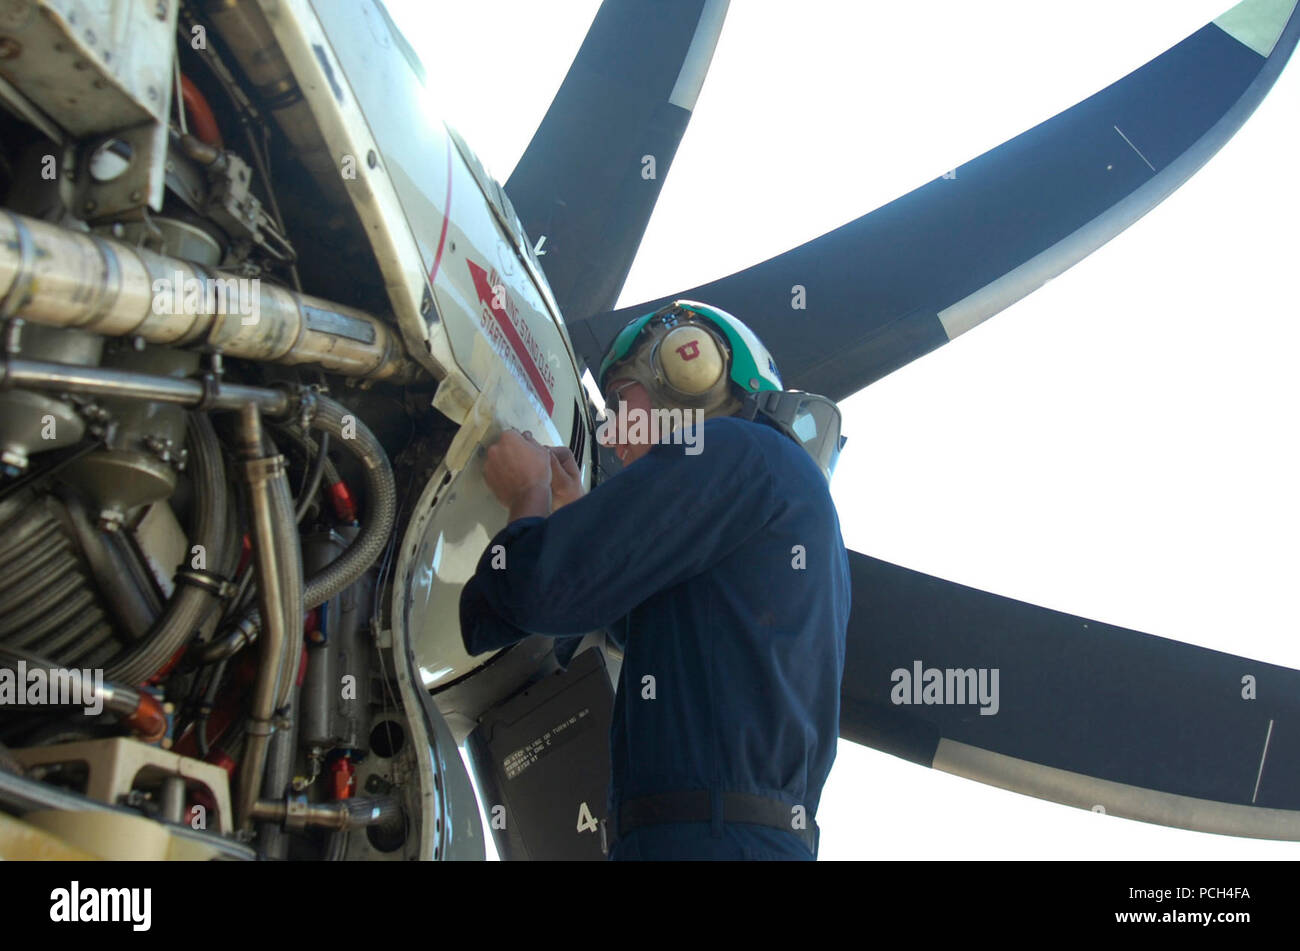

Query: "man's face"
<box><xmin>600</xmin><ymin>377</ymin><xmax>656</xmax><ymax>467</ymax></box>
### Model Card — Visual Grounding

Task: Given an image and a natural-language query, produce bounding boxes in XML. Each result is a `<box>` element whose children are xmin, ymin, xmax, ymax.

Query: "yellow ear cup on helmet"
<box><xmin>658</xmin><ymin>325</ymin><xmax>725</xmax><ymax>396</ymax></box>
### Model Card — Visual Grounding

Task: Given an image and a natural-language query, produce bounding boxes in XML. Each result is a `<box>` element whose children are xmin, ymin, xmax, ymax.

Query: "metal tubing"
<box><xmin>160</xmin><ymin>775</ymin><xmax>187</xmax><ymax>824</ymax></box>
<box><xmin>249</xmin><ymin>795</ymin><xmax>400</xmax><ymax>831</ymax></box>
<box><xmin>0</xmin><ymin>646</ymin><xmax>167</xmax><ymax>743</ymax></box>
<box><xmin>0</xmin><ymin>210</ymin><xmax>422</xmax><ymax>383</ymax></box>
<box><xmin>0</xmin><ymin>357</ymin><xmax>290</xmax><ymax>415</ymax></box>
<box><xmin>233</xmin><ymin>405</ymin><xmax>292</xmax><ymax>833</ymax></box>
<box><xmin>257</xmin><ymin>668</ymin><xmax>299</xmax><ymax>858</ymax></box>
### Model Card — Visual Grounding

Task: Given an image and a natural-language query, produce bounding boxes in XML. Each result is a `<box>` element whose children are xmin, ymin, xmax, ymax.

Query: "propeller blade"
<box><xmin>575</xmin><ymin>0</ymin><xmax>1300</xmax><ymax>399</ymax></box>
<box><xmin>842</xmin><ymin>549</ymin><xmax>1300</xmax><ymax>839</ymax></box>
<box><xmin>505</xmin><ymin>0</ymin><xmax>729</xmax><ymax>325</ymax></box>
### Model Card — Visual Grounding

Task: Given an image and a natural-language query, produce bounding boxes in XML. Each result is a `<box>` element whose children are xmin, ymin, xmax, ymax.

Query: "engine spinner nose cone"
<box><xmin>660</xmin><ymin>325</ymin><xmax>723</xmax><ymax>395</ymax></box>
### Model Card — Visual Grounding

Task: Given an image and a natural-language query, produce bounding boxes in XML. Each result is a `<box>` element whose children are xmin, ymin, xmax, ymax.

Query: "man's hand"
<box><xmin>547</xmin><ymin>446</ymin><xmax>585</xmax><ymax>511</ymax></box>
<box><xmin>483</xmin><ymin>430</ymin><xmax>552</xmax><ymax>521</ymax></box>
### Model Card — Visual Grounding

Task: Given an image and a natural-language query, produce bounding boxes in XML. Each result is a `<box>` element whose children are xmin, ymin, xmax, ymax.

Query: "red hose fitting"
<box><xmin>328</xmin><ymin>481</ymin><xmax>357</xmax><ymax>523</ymax></box>
<box><xmin>304</xmin><ymin>607</ymin><xmax>324</xmax><ymax>644</ymax></box>
<box><xmin>329</xmin><ymin>756</ymin><xmax>355</xmax><ymax>800</ymax></box>
<box><xmin>125</xmin><ymin>692</ymin><xmax>169</xmax><ymax>745</ymax></box>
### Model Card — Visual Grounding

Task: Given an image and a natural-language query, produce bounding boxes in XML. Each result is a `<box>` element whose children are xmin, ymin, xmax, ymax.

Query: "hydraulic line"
<box><xmin>295</xmin><ymin>430</ymin><xmax>330</xmax><ymax>523</ymax></box>
<box><xmin>249</xmin><ymin>794</ymin><xmax>402</xmax><ymax>831</ymax></box>
<box><xmin>0</xmin><ymin>646</ymin><xmax>168</xmax><ymax>743</ymax></box>
<box><xmin>232</xmin><ymin>405</ymin><xmax>301</xmax><ymax>833</ymax></box>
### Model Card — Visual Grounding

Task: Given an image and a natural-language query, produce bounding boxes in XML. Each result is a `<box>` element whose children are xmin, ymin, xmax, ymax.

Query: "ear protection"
<box><xmin>655</xmin><ymin>323</ymin><xmax>727</xmax><ymax>398</ymax></box>
<box><xmin>605</xmin><ymin>313</ymin><xmax>741</xmax><ymax>419</ymax></box>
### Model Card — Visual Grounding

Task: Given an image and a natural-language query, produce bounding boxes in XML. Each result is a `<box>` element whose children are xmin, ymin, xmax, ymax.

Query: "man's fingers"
<box><xmin>548</xmin><ymin>445</ymin><xmax>580</xmax><ymax>478</ymax></box>
<box><xmin>496</xmin><ymin>430</ymin><xmax>545</xmax><ymax>456</ymax></box>
<box><xmin>483</xmin><ymin>430</ymin><xmax>552</xmax><ymax>496</ymax></box>
<box><xmin>549</xmin><ymin>453</ymin><xmax>577</xmax><ymax>480</ymax></box>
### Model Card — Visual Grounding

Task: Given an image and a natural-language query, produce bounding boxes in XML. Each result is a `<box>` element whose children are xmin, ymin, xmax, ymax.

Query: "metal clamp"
<box><xmin>284</xmin><ymin>793</ymin><xmax>310</xmax><ymax>833</ymax></box>
<box><xmin>265</xmin><ymin>381</ymin><xmax>318</xmax><ymax>427</ymax></box>
<box><xmin>241</xmin><ymin>454</ymin><xmax>285</xmax><ymax>485</ymax></box>
<box><xmin>194</xmin><ymin>370</ymin><xmax>222</xmax><ymax>411</ymax></box>
<box><xmin>244</xmin><ymin>716</ymin><xmax>275</xmax><ymax>739</ymax></box>
<box><xmin>296</xmin><ymin>385</ymin><xmax>318</xmax><ymax>432</ymax></box>
<box><xmin>174</xmin><ymin>569</ymin><xmax>236</xmax><ymax>599</ymax></box>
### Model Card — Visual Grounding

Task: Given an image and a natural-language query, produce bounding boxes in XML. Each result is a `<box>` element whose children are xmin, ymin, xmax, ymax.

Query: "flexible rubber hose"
<box><xmin>106</xmin><ymin>414</ymin><xmax>229</xmax><ymax>685</ymax></box>
<box><xmin>1</xmin><ymin>645</ymin><xmax>168</xmax><ymax>742</ymax></box>
<box><xmin>297</xmin><ymin>428</ymin><xmax>332</xmax><ymax>519</ymax></box>
<box><xmin>196</xmin><ymin>656</ymin><xmax>228</xmax><ymax>758</ymax></box>
<box><xmin>300</xmin><ymin>396</ymin><xmax>394</xmax><ymax>610</ymax></box>
<box><xmin>295</xmin><ymin>430</ymin><xmax>330</xmax><ymax>523</ymax></box>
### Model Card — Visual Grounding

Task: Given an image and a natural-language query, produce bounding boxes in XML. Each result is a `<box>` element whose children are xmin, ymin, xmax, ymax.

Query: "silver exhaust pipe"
<box><xmin>0</xmin><ymin>210</ymin><xmax>423</xmax><ymax>384</ymax></box>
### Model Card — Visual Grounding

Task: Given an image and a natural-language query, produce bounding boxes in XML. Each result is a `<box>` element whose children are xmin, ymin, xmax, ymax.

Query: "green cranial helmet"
<box><xmin>597</xmin><ymin>301</ymin><xmax>845</xmax><ymax>481</ymax></box>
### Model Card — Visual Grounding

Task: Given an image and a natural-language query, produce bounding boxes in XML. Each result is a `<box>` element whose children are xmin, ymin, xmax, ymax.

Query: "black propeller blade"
<box><xmin>505</xmin><ymin>0</ymin><xmax>729</xmax><ymax>326</ymax></box>
<box><xmin>574</xmin><ymin>0</ymin><xmax>1300</xmax><ymax>401</ymax></box>
<box><xmin>842</xmin><ymin>549</ymin><xmax>1300</xmax><ymax>838</ymax></box>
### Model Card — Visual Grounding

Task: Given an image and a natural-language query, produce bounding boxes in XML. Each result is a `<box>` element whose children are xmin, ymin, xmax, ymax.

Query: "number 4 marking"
<box><xmin>576</xmin><ymin>802</ymin><xmax>598</xmax><ymax>834</ymax></box>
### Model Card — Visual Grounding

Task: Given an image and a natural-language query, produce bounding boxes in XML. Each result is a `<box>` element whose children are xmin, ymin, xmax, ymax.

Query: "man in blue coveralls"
<box><xmin>459</xmin><ymin>301</ymin><xmax>850</xmax><ymax>860</ymax></box>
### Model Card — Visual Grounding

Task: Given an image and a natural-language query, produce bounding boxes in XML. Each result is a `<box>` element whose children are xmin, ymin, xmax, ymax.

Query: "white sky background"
<box><xmin>390</xmin><ymin>0</ymin><xmax>1300</xmax><ymax>859</ymax></box>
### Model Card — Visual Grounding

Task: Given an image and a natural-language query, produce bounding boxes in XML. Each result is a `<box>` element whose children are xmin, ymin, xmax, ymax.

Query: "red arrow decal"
<box><xmin>467</xmin><ymin>259</ymin><xmax>554</xmax><ymax>414</ymax></box>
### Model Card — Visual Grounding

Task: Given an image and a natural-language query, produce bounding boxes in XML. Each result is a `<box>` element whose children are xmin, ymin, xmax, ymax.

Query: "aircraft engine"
<box><xmin>0</xmin><ymin>0</ymin><xmax>455</xmax><ymax>860</ymax></box>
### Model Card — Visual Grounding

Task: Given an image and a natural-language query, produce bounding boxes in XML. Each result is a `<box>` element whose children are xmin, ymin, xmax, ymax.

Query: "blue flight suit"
<box><xmin>459</xmin><ymin>415</ymin><xmax>850</xmax><ymax>860</ymax></box>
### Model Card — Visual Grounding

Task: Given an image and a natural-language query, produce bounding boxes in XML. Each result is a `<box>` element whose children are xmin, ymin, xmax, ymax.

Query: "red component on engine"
<box><xmin>206</xmin><ymin>750</ymin><xmax>237</xmax><ymax>777</ymax></box>
<box><xmin>126</xmin><ymin>692</ymin><xmax>169</xmax><ymax>744</ymax></box>
<box><xmin>147</xmin><ymin>643</ymin><xmax>188</xmax><ymax>685</ymax></box>
<box><xmin>186</xmin><ymin>786</ymin><xmax>218</xmax><ymax>830</ymax></box>
<box><xmin>180</xmin><ymin>74</ymin><xmax>224</xmax><ymax>149</ymax></box>
<box><xmin>296</xmin><ymin>644</ymin><xmax>309</xmax><ymax>687</ymax></box>
<box><xmin>329</xmin><ymin>756</ymin><xmax>356</xmax><ymax>800</ymax></box>
<box><xmin>237</xmin><ymin>533</ymin><xmax>252</xmax><ymax>574</ymax></box>
<box><xmin>327</xmin><ymin>481</ymin><xmax>357</xmax><ymax>524</ymax></box>
<box><xmin>304</xmin><ymin>607</ymin><xmax>323</xmax><ymax>644</ymax></box>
